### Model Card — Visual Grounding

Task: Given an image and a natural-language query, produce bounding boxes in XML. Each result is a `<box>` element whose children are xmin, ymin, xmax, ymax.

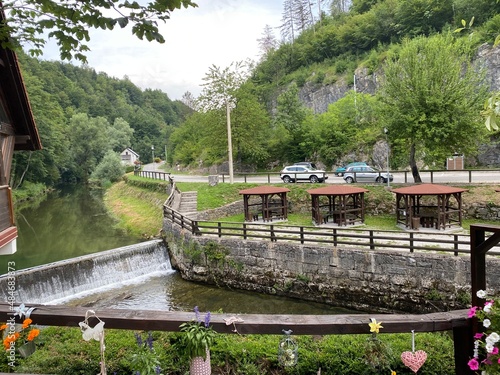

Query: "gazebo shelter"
<box><xmin>391</xmin><ymin>184</ymin><xmax>467</xmax><ymax>230</ymax></box>
<box><xmin>239</xmin><ymin>186</ymin><xmax>290</xmax><ymax>222</ymax></box>
<box><xmin>307</xmin><ymin>186</ymin><xmax>369</xmax><ymax>226</ymax></box>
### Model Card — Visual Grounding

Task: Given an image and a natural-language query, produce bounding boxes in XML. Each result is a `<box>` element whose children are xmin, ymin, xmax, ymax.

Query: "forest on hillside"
<box><xmin>169</xmin><ymin>0</ymin><xmax>500</xmax><ymax>179</ymax></box>
<box><xmin>13</xmin><ymin>0</ymin><xmax>500</xmax><ymax>190</ymax></box>
<box><xmin>13</xmin><ymin>53</ymin><xmax>192</xmax><ymax>189</ymax></box>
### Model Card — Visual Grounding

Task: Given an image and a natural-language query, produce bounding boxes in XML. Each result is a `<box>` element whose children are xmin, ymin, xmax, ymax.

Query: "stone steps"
<box><xmin>179</xmin><ymin>191</ymin><xmax>198</xmax><ymax>218</ymax></box>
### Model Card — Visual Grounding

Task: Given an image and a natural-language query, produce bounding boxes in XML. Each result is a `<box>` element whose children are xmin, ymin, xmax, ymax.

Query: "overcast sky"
<box><xmin>41</xmin><ymin>0</ymin><xmax>284</xmax><ymax>101</ymax></box>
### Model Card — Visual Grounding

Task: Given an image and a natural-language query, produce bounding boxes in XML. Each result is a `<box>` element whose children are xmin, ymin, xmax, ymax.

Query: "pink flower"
<box><xmin>492</xmin><ymin>347</ymin><xmax>499</xmax><ymax>355</ymax></box>
<box><xmin>469</xmin><ymin>306</ymin><xmax>478</xmax><ymax>318</ymax></box>
<box><xmin>468</xmin><ymin>358</ymin><xmax>479</xmax><ymax>370</ymax></box>
<box><xmin>475</xmin><ymin>333</ymin><xmax>485</xmax><ymax>340</ymax></box>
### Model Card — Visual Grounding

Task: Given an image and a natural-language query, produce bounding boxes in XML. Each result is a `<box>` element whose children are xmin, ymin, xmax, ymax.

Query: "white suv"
<box><xmin>280</xmin><ymin>165</ymin><xmax>328</xmax><ymax>183</ymax></box>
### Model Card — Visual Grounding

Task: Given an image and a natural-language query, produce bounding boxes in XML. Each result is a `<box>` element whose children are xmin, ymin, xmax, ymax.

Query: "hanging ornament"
<box><xmin>278</xmin><ymin>329</ymin><xmax>298</xmax><ymax>367</ymax></box>
<box><xmin>401</xmin><ymin>330</ymin><xmax>427</xmax><ymax>373</ymax></box>
<box><xmin>79</xmin><ymin>310</ymin><xmax>107</xmax><ymax>375</ymax></box>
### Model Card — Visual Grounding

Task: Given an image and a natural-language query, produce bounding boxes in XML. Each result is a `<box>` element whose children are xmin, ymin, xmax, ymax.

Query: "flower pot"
<box><xmin>18</xmin><ymin>341</ymin><xmax>36</xmax><ymax>358</ymax></box>
<box><xmin>189</xmin><ymin>349</ymin><xmax>211</xmax><ymax>375</ymax></box>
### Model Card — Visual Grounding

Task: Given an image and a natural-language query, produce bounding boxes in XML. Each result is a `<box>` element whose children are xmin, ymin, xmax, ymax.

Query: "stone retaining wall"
<box><xmin>164</xmin><ymin>219</ymin><xmax>500</xmax><ymax>314</ymax></box>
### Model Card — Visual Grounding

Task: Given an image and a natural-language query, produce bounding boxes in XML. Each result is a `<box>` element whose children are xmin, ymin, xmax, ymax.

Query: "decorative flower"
<box><xmin>1</xmin><ymin>318</ymin><xmax>40</xmax><ymax>350</ymax></box>
<box><xmin>369</xmin><ymin>318</ymin><xmax>383</xmax><ymax>334</ymax></box>
<box><xmin>468</xmin><ymin>290</ymin><xmax>500</xmax><ymax>373</ymax></box>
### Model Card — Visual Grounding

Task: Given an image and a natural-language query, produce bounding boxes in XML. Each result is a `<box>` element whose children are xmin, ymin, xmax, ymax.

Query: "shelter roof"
<box><xmin>239</xmin><ymin>186</ymin><xmax>290</xmax><ymax>195</ymax></box>
<box><xmin>391</xmin><ymin>184</ymin><xmax>467</xmax><ymax>195</ymax></box>
<box><xmin>307</xmin><ymin>186</ymin><xmax>369</xmax><ymax>195</ymax></box>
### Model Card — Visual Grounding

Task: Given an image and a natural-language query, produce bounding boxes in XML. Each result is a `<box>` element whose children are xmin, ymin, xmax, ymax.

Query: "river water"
<box><xmin>6</xmin><ymin>185</ymin><xmax>356</xmax><ymax>315</ymax></box>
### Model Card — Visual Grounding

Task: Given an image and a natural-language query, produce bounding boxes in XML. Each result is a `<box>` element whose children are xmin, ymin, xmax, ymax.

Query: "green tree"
<box><xmin>90</xmin><ymin>150</ymin><xmax>125</xmax><ymax>186</ymax></box>
<box><xmin>67</xmin><ymin>113</ymin><xmax>110</xmax><ymax>182</ymax></box>
<box><xmin>228</xmin><ymin>83</ymin><xmax>271</xmax><ymax>168</ymax></box>
<box><xmin>107</xmin><ymin>117</ymin><xmax>134</xmax><ymax>152</ymax></box>
<box><xmin>1</xmin><ymin>0</ymin><xmax>197</xmax><ymax>62</ymax></box>
<box><xmin>312</xmin><ymin>91</ymin><xmax>381</xmax><ymax>167</ymax></box>
<box><xmin>380</xmin><ymin>34</ymin><xmax>488</xmax><ymax>182</ymax></box>
<box><xmin>272</xmin><ymin>83</ymin><xmax>313</xmax><ymax>163</ymax></box>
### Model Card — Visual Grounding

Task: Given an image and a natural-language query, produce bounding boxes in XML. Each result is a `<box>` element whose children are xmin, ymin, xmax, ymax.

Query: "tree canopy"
<box><xmin>0</xmin><ymin>0</ymin><xmax>197</xmax><ymax>62</ymax></box>
<box><xmin>379</xmin><ymin>34</ymin><xmax>488</xmax><ymax>182</ymax></box>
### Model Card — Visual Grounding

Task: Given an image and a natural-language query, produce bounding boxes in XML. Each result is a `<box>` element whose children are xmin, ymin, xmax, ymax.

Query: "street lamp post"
<box><xmin>151</xmin><ymin>145</ymin><xmax>155</xmax><ymax>171</ymax></box>
<box><xmin>384</xmin><ymin>128</ymin><xmax>390</xmax><ymax>188</ymax></box>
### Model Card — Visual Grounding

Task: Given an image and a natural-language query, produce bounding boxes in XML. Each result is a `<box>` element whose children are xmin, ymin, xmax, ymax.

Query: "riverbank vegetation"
<box><xmin>4</xmin><ymin>326</ymin><xmax>456</xmax><ymax>374</ymax></box>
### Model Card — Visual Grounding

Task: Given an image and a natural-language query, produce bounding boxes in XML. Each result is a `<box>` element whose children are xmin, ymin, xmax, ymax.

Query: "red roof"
<box><xmin>391</xmin><ymin>184</ymin><xmax>467</xmax><ymax>195</ymax></box>
<box><xmin>307</xmin><ymin>186</ymin><xmax>369</xmax><ymax>195</ymax></box>
<box><xmin>239</xmin><ymin>186</ymin><xmax>290</xmax><ymax>195</ymax></box>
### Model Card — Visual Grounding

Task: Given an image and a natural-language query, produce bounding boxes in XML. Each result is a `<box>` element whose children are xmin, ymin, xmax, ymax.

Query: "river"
<box><xmin>6</xmin><ymin>185</ymin><xmax>356</xmax><ymax>315</ymax></box>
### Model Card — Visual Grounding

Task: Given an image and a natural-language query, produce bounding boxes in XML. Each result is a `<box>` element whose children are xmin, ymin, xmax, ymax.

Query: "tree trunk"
<box><xmin>409</xmin><ymin>142</ymin><xmax>422</xmax><ymax>183</ymax></box>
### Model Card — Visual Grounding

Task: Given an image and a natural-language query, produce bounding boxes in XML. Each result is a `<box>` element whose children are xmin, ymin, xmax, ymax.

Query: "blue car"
<box><xmin>335</xmin><ymin>162</ymin><xmax>367</xmax><ymax>177</ymax></box>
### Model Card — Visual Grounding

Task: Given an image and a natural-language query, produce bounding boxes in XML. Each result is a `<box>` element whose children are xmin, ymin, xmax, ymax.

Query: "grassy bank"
<box><xmin>104</xmin><ymin>179</ymin><xmax>166</xmax><ymax>238</ymax></box>
<box><xmin>107</xmin><ymin>176</ymin><xmax>500</xmax><ymax>234</ymax></box>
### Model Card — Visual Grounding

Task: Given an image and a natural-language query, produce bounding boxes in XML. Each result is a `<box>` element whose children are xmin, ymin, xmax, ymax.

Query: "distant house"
<box><xmin>0</xmin><ymin>11</ymin><xmax>43</xmax><ymax>255</ymax></box>
<box><xmin>120</xmin><ymin>148</ymin><xmax>140</xmax><ymax>165</ymax></box>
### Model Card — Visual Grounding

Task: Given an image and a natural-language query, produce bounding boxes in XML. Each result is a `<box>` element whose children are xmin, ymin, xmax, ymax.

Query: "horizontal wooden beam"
<box><xmin>0</xmin><ymin>303</ymin><xmax>469</xmax><ymax>336</ymax></box>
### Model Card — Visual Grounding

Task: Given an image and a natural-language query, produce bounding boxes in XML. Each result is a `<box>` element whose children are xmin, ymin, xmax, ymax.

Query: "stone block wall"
<box><xmin>164</xmin><ymin>219</ymin><xmax>500</xmax><ymax>314</ymax></box>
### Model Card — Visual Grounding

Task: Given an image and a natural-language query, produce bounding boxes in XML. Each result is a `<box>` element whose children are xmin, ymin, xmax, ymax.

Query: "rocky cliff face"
<box><xmin>299</xmin><ymin>43</ymin><xmax>500</xmax><ymax>114</ymax></box>
<box><xmin>297</xmin><ymin>43</ymin><xmax>500</xmax><ymax>167</ymax></box>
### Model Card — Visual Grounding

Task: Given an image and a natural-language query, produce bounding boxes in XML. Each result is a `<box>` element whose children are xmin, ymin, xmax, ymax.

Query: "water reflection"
<box><xmin>8</xmin><ymin>186</ymin><xmax>140</xmax><ymax>272</ymax></box>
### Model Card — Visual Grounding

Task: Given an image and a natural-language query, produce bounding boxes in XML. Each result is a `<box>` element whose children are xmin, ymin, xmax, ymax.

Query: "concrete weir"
<box><xmin>0</xmin><ymin>240</ymin><xmax>171</xmax><ymax>305</ymax></box>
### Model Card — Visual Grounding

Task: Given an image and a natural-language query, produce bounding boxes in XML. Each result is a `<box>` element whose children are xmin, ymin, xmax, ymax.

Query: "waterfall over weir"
<box><xmin>0</xmin><ymin>240</ymin><xmax>173</xmax><ymax>305</ymax></box>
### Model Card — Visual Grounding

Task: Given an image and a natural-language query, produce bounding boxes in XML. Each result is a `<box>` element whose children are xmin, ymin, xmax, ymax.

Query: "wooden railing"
<box><xmin>134</xmin><ymin>170</ymin><xmax>171</xmax><ymax>181</ymax></box>
<box><xmin>163</xmin><ymin>205</ymin><xmax>499</xmax><ymax>256</ymax></box>
<box><xmin>0</xmin><ymin>303</ymin><xmax>472</xmax><ymax>374</ymax></box>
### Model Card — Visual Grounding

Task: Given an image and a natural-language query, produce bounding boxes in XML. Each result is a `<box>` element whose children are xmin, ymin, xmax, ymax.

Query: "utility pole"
<box><xmin>384</xmin><ymin>128</ymin><xmax>390</xmax><ymax>188</ymax></box>
<box><xmin>227</xmin><ymin>101</ymin><xmax>234</xmax><ymax>184</ymax></box>
<box><xmin>151</xmin><ymin>145</ymin><xmax>155</xmax><ymax>171</ymax></box>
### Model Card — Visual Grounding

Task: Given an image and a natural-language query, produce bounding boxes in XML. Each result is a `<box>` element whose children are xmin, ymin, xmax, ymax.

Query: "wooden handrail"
<box><xmin>0</xmin><ymin>303</ymin><xmax>468</xmax><ymax>335</ymax></box>
<box><xmin>163</xmin><ymin>206</ymin><xmax>496</xmax><ymax>255</ymax></box>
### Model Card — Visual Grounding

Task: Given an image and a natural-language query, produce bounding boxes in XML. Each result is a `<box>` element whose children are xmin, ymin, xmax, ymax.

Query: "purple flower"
<box><xmin>194</xmin><ymin>306</ymin><xmax>200</xmax><ymax>322</ymax></box>
<box><xmin>204</xmin><ymin>312</ymin><xmax>211</xmax><ymax>328</ymax></box>
<box><xmin>146</xmin><ymin>332</ymin><xmax>154</xmax><ymax>351</ymax></box>
<box><xmin>468</xmin><ymin>358</ymin><xmax>479</xmax><ymax>370</ymax></box>
<box><xmin>475</xmin><ymin>333</ymin><xmax>485</xmax><ymax>340</ymax></box>
<box><xmin>155</xmin><ymin>365</ymin><xmax>161</xmax><ymax>374</ymax></box>
<box><xmin>134</xmin><ymin>332</ymin><xmax>143</xmax><ymax>347</ymax></box>
<box><xmin>468</xmin><ymin>306</ymin><xmax>478</xmax><ymax>318</ymax></box>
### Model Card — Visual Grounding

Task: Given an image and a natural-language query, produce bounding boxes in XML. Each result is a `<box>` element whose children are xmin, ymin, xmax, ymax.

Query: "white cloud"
<box><xmin>41</xmin><ymin>0</ymin><xmax>282</xmax><ymax>100</ymax></box>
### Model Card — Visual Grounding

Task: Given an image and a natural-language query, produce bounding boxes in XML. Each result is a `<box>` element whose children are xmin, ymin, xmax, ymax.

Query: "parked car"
<box><xmin>343</xmin><ymin>165</ymin><xmax>393</xmax><ymax>183</ymax></box>
<box><xmin>280</xmin><ymin>165</ymin><xmax>328</xmax><ymax>183</ymax></box>
<box><xmin>335</xmin><ymin>162</ymin><xmax>367</xmax><ymax>177</ymax></box>
<box><xmin>294</xmin><ymin>162</ymin><xmax>317</xmax><ymax>170</ymax></box>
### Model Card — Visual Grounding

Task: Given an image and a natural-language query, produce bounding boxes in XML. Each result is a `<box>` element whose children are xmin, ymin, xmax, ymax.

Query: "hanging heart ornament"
<box><xmin>401</xmin><ymin>350</ymin><xmax>427</xmax><ymax>373</ymax></box>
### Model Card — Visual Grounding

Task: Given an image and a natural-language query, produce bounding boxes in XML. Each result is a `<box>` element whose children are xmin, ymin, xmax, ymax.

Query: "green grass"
<box><xmin>104</xmin><ymin>180</ymin><xmax>165</xmax><ymax>238</ymax></box>
<box><xmin>122</xmin><ymin>177</ymin><xmax>500</xmax><ymax>232</ymax></box>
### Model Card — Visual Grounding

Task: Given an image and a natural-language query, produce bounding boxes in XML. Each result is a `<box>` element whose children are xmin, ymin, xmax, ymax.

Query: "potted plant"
<box><xmin>1</xmin><ymin>318</ymin><xmax>40</xmax><ymax>358</ymax></box>
<box><xmin>178</xmin><ymin>306</ymin><xmax>216</xmax><ymax>375</ymax></box>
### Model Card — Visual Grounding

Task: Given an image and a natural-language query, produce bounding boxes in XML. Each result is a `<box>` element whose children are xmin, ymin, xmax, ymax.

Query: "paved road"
<box><xmin>142</xmin><ymin>163</ymin><xmax>500</xmax><ymax>184</ymax></box>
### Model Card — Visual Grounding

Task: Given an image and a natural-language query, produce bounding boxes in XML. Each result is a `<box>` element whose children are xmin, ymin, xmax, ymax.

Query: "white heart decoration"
<box><xmin>401</xmin><ymin>350</ymin><xmax>427</xmax><ymax>373</ymax></box>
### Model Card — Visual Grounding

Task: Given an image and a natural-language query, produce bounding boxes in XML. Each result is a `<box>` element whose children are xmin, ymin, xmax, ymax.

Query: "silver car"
<box><xmin>343</xmin><ymin>166</ymin><xmax>393</xmax><ymax>183</ymax></box>
<box><xmin>280</xmin><ymin>165</ymin><xmax>328</xmax><ymax>183</ymax></box>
